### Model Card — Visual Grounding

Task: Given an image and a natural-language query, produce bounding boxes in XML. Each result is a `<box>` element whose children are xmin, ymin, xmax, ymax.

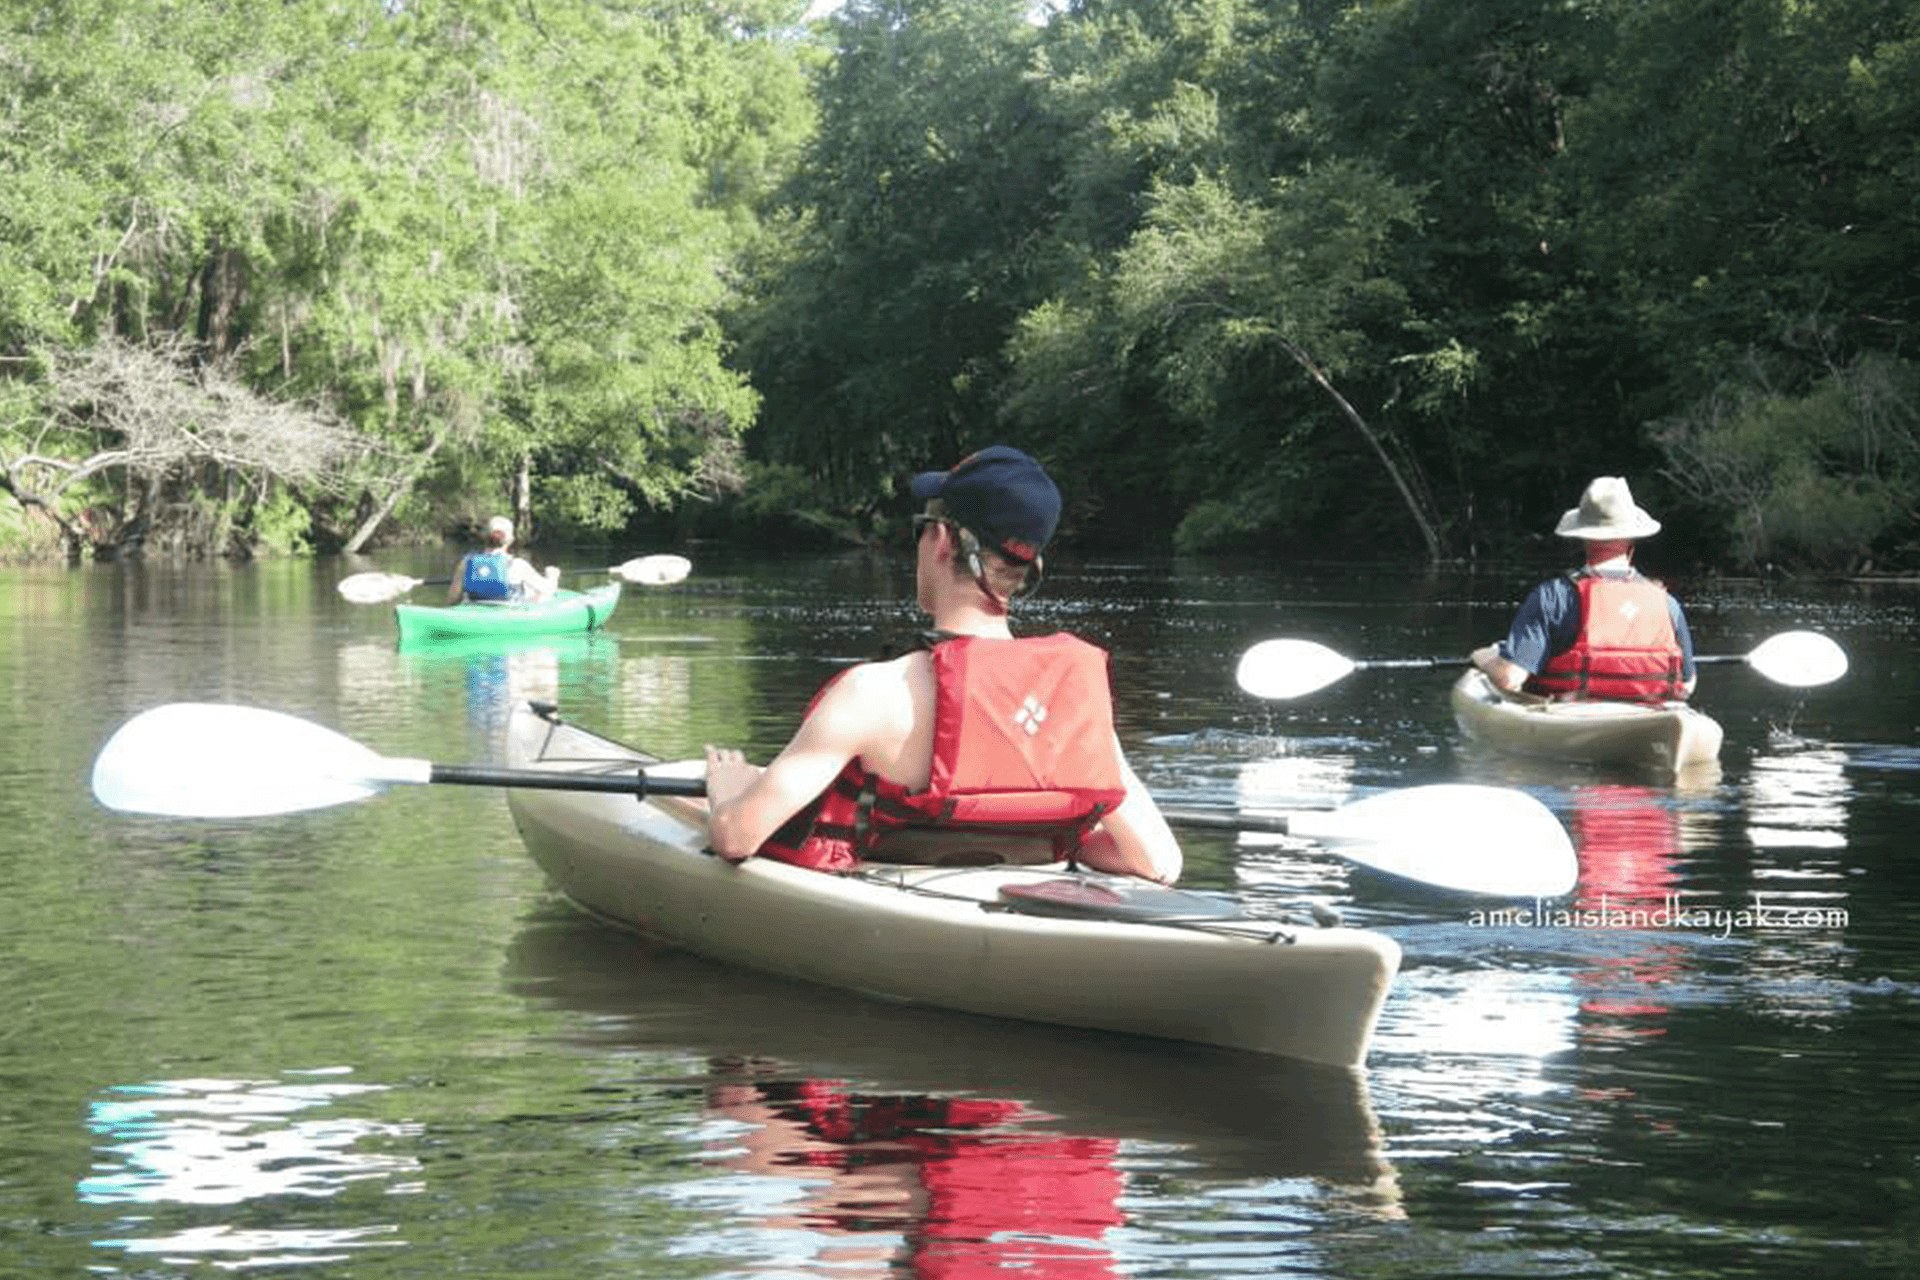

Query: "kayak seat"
<box><xmin>860</xmin><ymin>827</ymin><xmax>1064</xmax><ymax>867</ymax></box>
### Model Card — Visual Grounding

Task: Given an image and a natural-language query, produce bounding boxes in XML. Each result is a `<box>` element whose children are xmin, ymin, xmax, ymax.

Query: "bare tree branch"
<box><xmin>3</xmin><ymin>335</ymin><xmax>366</xmax><ymax>555</ymax></box>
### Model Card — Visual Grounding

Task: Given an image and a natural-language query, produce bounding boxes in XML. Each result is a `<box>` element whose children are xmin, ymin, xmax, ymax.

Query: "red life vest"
<box><xmin>759</xmin><ymin>633</ymin><xmax>1129</xmax><ymax>872</ymax></box>
<box><xmin>1527</xmin><ymin>571</ymin><xmax>1686</xmax><ymax>703</ymax></box>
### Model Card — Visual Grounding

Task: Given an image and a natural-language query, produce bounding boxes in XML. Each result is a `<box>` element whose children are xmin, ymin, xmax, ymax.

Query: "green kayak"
<box><xmin>394</xmin><ymin>582</ymin><xmax>621</xmax><ymax>644</ymax></box>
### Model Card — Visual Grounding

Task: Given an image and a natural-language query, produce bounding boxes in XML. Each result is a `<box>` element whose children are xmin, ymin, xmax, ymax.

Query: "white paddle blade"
<box><xmin>92</xmin><ymin>703</ymin><xmax>391</xmax><ymax>817</ymax></box>
<box><xmin>337</xmin><ymin>572</ymin><xmax>425</xmax><ymax>604</ymax></box>
<box><xmin>613</xmin><ymin>554</ymin><xmax>692</xmax><ymax>586</ymax></box>
<box><xmin>1746</xmin><ymin>630</ymin><xmax>1847</xmax><ymax>688</ymax></box>
<box><xmin>1287</xmin><ymin>784</ymin><xmax>1578</xmax><ymax>899</ymax></box>
<box><xmin>1235</xmin><ymin>639</ymin><xmax>1358</xmax><ymax>700</ymax></box>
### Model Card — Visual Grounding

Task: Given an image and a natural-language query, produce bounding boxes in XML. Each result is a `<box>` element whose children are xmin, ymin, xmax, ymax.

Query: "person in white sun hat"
<box><xmin>1471</xmin><ymin>476</ymin><xmax>1698</xmax><ymax>702</ymax></box>
<box><xmin>446</xmin><ymin>515</ymin><xmax>560</xmax><ymax>605</ymax></box>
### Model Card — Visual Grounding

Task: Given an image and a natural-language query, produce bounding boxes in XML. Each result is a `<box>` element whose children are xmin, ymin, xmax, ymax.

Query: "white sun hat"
<box><xmin>1554</xmin><ymin>476</ymin><xmax>1661</xmax><ymax>539</ymax></box>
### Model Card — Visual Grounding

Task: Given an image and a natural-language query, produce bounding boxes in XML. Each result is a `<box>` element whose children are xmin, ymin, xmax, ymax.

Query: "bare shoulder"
<box><xmin>806</xmin><ymin>651</ymin><xmax>932</xmax><ymax>781</ymax></box>
<box><xmin>817</xmin><ymin>651</ymin><xmax>928</xmax><ymax>715</ymax></box>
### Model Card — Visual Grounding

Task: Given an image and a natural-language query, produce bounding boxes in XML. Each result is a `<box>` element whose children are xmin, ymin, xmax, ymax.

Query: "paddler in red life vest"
<box><xmin>1471</xmin><ymin>476</ymin><xmax>1699</xmax><ymax>703</ymax></box>
<box><xmin>703</xmin><ymin>445</ymin><xmax>1183</xmax><ymax>883</ymax></box>
<box><xmin>446</xmin><ymin>515</ymin><xmax>560</xmax><ymax>605</ymax></box>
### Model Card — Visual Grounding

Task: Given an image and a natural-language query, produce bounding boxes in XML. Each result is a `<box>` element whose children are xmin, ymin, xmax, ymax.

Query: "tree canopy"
<box><xmin>0</xmin><ymin>0</ymin><xmax>814</xmax><ymax>557</ymax></box>
<box><xmin>3</xmin><ymin>0</ymin><xmax>1915</xmax><ymax>572</ymax></box>
<box><xmin>735</xmin><ymin>0</ymin><xmax>1919</xmax><ymax>570</ymax></box>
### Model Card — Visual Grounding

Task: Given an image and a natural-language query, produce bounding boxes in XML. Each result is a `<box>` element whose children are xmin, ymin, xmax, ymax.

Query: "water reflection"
<box><xmin>34</xmin><ymin>558</ymin><xmax>1914</xmax><ymax>1278</ymax></box>
<box><xmin>503</xmin><ymin>907</ymin><xmax>1402</xmax><ymax>1272</ymax></box>
<box><xmin>80</xmin><ymin>1071</ymin><xmax>419</xmax><ymax>1268</ymax></box>
<box><xmin>1567</xmin><ymin>785</ymin><xmax>1694</xmax><ymax>1040</ymax></box>
<box><xmin>616</xmin><ymin>652</ymin><xmax>701</xmax><ymax>738</ymax></box>
<box><xmin>1233</xmin><ymin>748</ymin><xmax>1359</xmax><ymax>811</ymax></box>
<box><xmin>1746</xmin><ymin>739</ymin><xmax>1851</xmax><ymax>850</ymax></box>
<box><xmin>336</xmin><ymin>633</ymin><xmax>620</xmax><ymax>755</ymax></box>
<box><xmin>1374</xmin><ymin>751</ymin><xmax>1868</xmax><ymax>1172</ymax></box>
<box><xmin>696</xmin><ymin>1077</ymin><xmax>1125</xmax><ymax>1277</ymax></box>
<box><xmin>1227</xmin><ymin>749</ymin><xmax>1361</xmax><ymax>904</ymax></box>
<box><xmin>1736</xmin><ymin>741</ymin><xmax>1859</xmax><ymax>1024</ymax></box>
<box><xmin>1370</xmin><ymin>788</ymin><xmax>1697</xmax><ymax>1150</ymax></box>
<box><xmin>1373</xmin><ymin>964</ymin><xmax>1580</xmax><ymax>1128</ymax></box>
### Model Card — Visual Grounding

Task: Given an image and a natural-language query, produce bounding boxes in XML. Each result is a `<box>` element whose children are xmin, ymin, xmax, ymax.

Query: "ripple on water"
<box><xmin>80</xmin><ymin>1071</ymin><xmax>421</xmax><ymax>1268</ymax></box>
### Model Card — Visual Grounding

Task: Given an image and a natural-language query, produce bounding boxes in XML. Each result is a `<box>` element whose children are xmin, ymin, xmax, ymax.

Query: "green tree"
<box><xmin>0</xmin><ymin>0</ymin><xmax>382</xmax><ymax>554</ymax></box>
<box><xmin>730</xmin><ymin>0</ymin><xmax>1064</xmax><ymax>539</ymax></box>
<box><xmin>1006</xmin><ymin>163</ymin><xmax>1430</xmax><ymax>554</ymax></box>
<box><xmin>1562</xmin><ymin>0</ymin><xmax>1920</xmax><ymax>566</ymax></box>
<box><xmin>1654</xmin><ymin>353</ymin><xmax>1920</xmax><ymax>571</ymax></box>
<box><xmin>723</xmin><ymin>0</ymin><xmax>1919</xmax><ymax>567</ymax></box>
<box><xmin>0</xmin><ymin>0</ymin><xmax>814</xmax><ymax>558</ymax></box>
<box><xmin>998</xmin><ymin>0</ymin><xmax>1450</xmax><ymax>554</ymax></box>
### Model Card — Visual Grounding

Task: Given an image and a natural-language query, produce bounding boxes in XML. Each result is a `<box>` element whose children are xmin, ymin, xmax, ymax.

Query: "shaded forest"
<box><xmin>2</xmin><ymin>0</ymin><xmax>1915</xmax><ymax>571</ymax></box>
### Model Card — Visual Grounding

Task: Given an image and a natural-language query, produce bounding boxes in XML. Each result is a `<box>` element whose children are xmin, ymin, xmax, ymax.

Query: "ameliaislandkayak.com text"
<box><xmin>1470</xmin><ymin>894</ymin><xmax>1850</xmax><ymax>937</ymax></box>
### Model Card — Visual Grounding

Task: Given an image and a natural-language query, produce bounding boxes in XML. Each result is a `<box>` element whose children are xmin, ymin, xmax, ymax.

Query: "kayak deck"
<box><xmin>503</xmin><ymin>702</ymin><xmax>1400</xmax><ymax>1069</ymax></box>
<box><xmin>395</xmin><ymin>582</ymin><xmax>621</xmax><ymax>643</ymax></box>
<box><xmin>1450</xmin><ymin>668</ymin><xmax>1723</xmax><ymax>776</ymax></box>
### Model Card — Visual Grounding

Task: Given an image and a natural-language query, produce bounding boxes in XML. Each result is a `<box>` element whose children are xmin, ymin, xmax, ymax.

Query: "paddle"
<box><xmin>90</xmin><ymin>702</ymin><xmax>706</xmax><ymax>819</ymax></box>
<box><xmin>1691</xmin><ymin>630</ymin><xmax>1850</xmax><ymax>686</ymax></box>
<box><xmin>337</xmin><ymin>553</ymin><xmax>693</xmax><ymax>605</ymax></box>
<box><xmin>1235</xmin><ymin>629</ymin><xmax>1848</xmax><ymax>700</ymax></box>
<box><xmin>1161</xmin><ymin>786</ymin><xmax>1577</xmax><ymax>899</ymax></box>
<box><xmin>91</xmin><ymin>703</ymin><xmax>1577</xmax><ymax>898</ymax></box>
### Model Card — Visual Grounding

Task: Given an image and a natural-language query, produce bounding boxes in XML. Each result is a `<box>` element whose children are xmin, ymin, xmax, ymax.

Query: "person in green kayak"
<box><xmin>445</xmin><ymin>516</ymin><xmax>560</xmax><ymax>605</ymax></box>
<box><xmin>703</xmin><ymin>445</ymin><xmax>1183</xmax><ymax>883</ymax></box>
<box><xmin>1471</xmin><ymin>476</ymin><xmax>1698</xmax><ymax>702</ymax></box>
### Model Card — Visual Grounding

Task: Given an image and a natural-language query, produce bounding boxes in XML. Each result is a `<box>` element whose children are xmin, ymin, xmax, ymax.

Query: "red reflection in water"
<box><xmin>709</xmin><ymin>1077</ymin><xmax>1123</xmax><ymax>1278</ymax></box>
<box><xmin>1571</xmin><ymin>785</ymin><xmax>1685</xmax><ymax>1036</ymax></box>
<box><xmin>1573</xmin><ymin>785</ymin><xmax>1681</xmax><ymax>912</ymax></box>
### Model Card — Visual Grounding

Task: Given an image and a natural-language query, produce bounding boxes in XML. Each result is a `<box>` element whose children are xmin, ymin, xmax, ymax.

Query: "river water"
<box><xmin>4</xmin><ymin>548</ymin><xmax>1917</xmax><ymax>1277</ymax></box>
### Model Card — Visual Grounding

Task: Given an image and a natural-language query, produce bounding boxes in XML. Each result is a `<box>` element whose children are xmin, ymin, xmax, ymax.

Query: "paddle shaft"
<box><xmin>408</xmin><ymin>564</ymin><xmax>613</xmax><ymax>589</ymax></box>
<box><xmin>338</xmin><ymin>555</ymin><xmax>691</xmax><ymax>604</ymax></box>
<box><xmin>426</xmin><ymin>770</ymin><xmax>1297</xmax><ymax>821</ymax></box>
<box><xmin>1360</xmin><ymin>651</ymin><xmax>1772</xmax><ymax>670</ymax></box>
<box><xmin>414</xmin><ymin>763</ymin><xmax>1453</xmax><ymax>848</ymax></box>
<box><xmin>427</xmin><ymin>763</ymin><xmax>706</xmax><ymax>797</ymax></box>
<box><xmin>424</xmin><ymin>768</ymin><xmax>1320</xmax><ymax>829</ymax></box>
<box><xmin>423</xmin><ymin>760</ymin><xmax>1493</xmax><ymax>845</ymax></box>
<box><xmin>1159</xmin><ymin>805</ymin><xmax>1295</xmax><ymax>836</ymax></box>
<box><xmin>1355</xmin><ymin>653</ymin><xmax>1754</xmax><ymax>672</ymax></box>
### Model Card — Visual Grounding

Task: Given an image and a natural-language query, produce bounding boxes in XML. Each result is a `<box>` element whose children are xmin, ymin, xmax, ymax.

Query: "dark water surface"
<box><xmin>4</xmin><ymin>549</ymin><xmax>1918</xmax><ymax>1277</ymax></box>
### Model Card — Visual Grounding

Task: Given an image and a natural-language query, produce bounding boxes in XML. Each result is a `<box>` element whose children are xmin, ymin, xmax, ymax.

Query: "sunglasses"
<box><xmin>911</xmin><ymin>513</ymin><xmax>1045</xmax><ymax>597</ymax></box>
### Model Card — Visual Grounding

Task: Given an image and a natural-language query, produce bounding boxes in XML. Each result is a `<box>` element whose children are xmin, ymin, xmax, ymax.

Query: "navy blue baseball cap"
<box><xmin>910</xmin><ymin>445</ymin><xmax>1060</xmax><ymax>564</ymax></box>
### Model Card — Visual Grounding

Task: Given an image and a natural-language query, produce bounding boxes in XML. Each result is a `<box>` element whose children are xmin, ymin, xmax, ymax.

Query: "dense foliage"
<box><xmin>0</xmin><ymin>0</ymin><xmax>812</xmax><ymax>556</ymax></box>
<box><xmin>3</xmin><ymin>0</ymin><xmax>1915</xmax><ymax>571</ymax></box>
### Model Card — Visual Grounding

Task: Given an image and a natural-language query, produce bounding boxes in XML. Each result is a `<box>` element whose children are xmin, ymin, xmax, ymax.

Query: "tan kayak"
<box><xmin>503</xmin><ymin>701</ymin><xmax>1401</xmax><ymax>1069</ymax></box>
<box><xmin>1450</xmin><ymin>668</ymin><xmax>1724</xmax><ymax>776</ymax></box>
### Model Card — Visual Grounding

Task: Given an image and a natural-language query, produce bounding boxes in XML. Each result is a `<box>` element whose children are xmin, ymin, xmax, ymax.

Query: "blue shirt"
<box><xmin>1498</xmin><ymin>571</ymin><xmax>1696</xmax><ymax>680</ymax></box>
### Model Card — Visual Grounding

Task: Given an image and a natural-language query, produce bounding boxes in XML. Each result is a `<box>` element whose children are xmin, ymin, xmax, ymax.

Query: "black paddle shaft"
<box><xmin>426</xmin><ymin>763</ymin><xmax>707</xmax><ymax>798</ymax></box>
<box><xmin>1159</xmin><ymin>805</ymin><xmax>1294</xmax><ymax>836</ymax></box>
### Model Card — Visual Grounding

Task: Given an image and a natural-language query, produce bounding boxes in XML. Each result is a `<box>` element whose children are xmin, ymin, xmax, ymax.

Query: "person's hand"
<box><xmin>1472</xmin><ymin>644</ymin><xmax>1529</xmax><ymax>693</ymax></box>
<box><xmin>703</xmin><ymin>746</ymin><xmax>760</xmax><ymax>862</ymax></box>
